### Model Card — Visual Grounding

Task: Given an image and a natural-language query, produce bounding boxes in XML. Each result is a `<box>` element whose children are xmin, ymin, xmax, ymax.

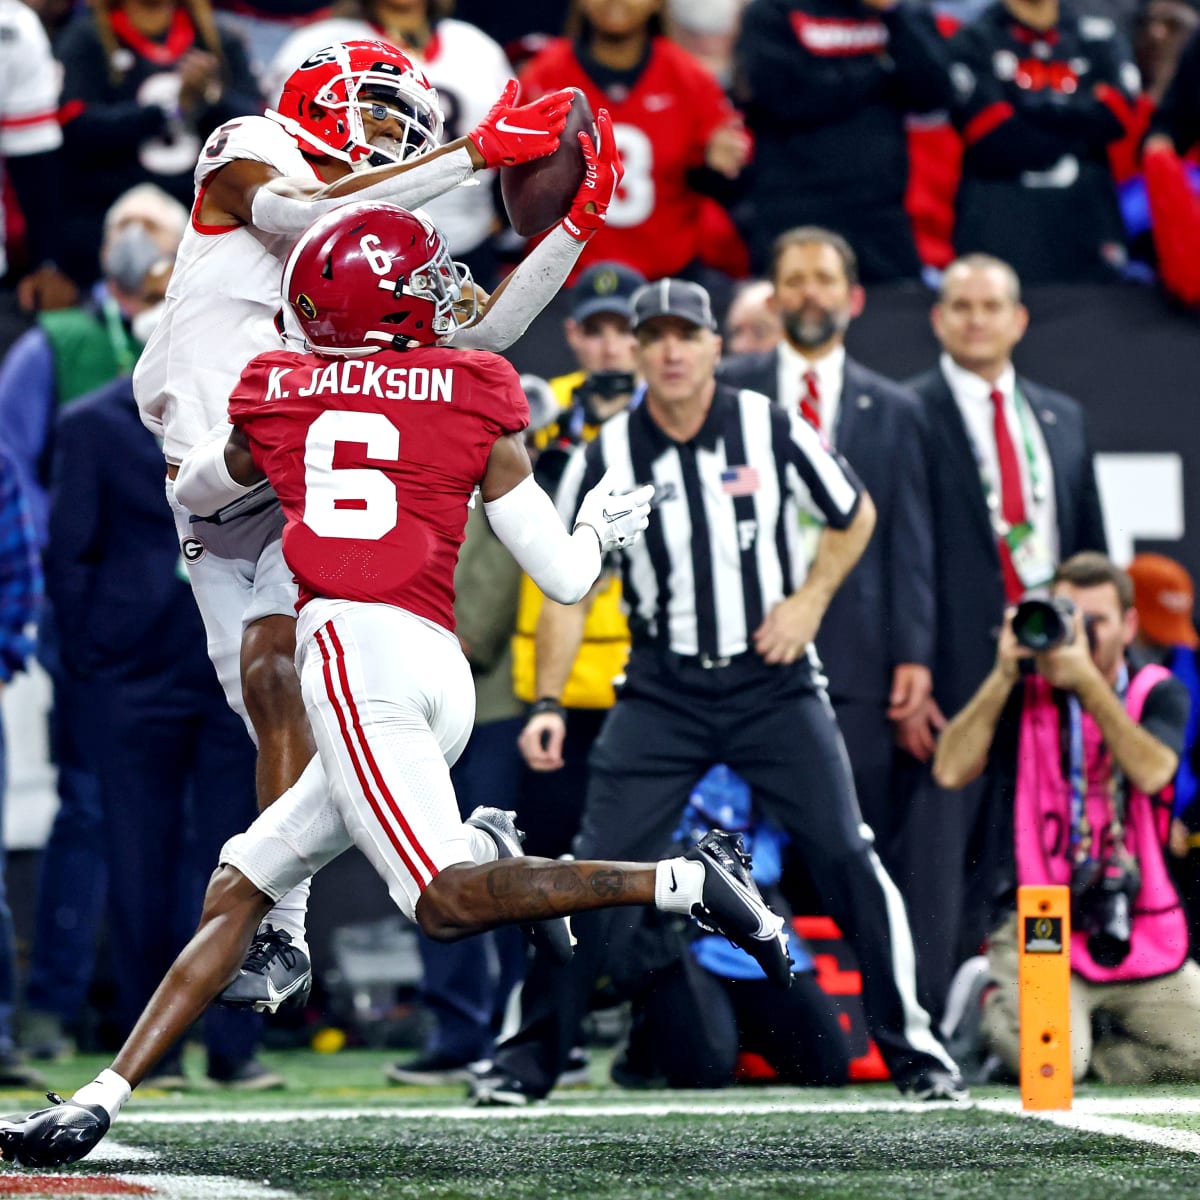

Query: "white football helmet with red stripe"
<box><xmin>268</xmin><ymin>40</ymin><xmax>444</xmax><ymax>167</ymax></box>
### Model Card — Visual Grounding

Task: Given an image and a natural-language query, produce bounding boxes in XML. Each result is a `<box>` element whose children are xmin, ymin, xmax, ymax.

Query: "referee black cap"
<box><xmin>630</xmin><ymin>278</ymin><xmax>717</xmax><ymax>332</ymax></box>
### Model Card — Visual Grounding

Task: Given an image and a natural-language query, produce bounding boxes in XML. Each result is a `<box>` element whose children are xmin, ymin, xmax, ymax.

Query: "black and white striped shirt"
<box><xmin>555</xmin><ymin>384</ymin><xmax>863</xmax><ymax>660</ymax></box>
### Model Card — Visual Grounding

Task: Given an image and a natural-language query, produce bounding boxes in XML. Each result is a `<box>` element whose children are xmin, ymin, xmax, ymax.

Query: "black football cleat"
<box><xmin>899</xmin><ymin>1067</ymin><xmax>970</xmax><ymax>1102</ymax></box>
<box><xmin>0</xmin><ymin>1093</ymin><xmax>110</xmax><ymax>1167</ymax></box>
<box><xmin>468</xmin><ymin>1066</ymin><xmax>547</xmax><ymax>1107</ymax></box>
<box><xmin>684</xmin><ymin>830</ymin><xmax>793</xmax><ymax>989</ymax></box>
<box><xmin>217</xmin><ymin>925</ymin><xmax>312</xmax><ymax>1014</ymax></box>
<box><xmin>466</xmin><ymin>806</ymin><xmax>575</xmax><ymax>963</ymax></box>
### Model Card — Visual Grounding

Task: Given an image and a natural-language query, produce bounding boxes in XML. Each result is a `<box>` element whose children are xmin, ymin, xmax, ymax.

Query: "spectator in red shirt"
<box><xmin>519</xmin><ymin>0</ymin><xmax>751</xmax><ymax>284</ymax></box>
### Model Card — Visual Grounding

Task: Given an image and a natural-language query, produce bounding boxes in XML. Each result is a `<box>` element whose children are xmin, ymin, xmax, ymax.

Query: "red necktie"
<box><xmin>990</xmin><ymin>387</ymin><xmax>1027</xmax><ymax>603</ymax></box>
<box><xmin>800</xmin><ymin>369</ymin><xmax>821</xmax><ymax>431</ymax></box>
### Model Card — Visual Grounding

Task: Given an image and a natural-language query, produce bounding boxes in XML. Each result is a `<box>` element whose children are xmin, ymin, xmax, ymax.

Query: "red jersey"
<box><xmin>228</xmin><ymin>346</ymin><xmax>529</xmax><ymax>630</ymax></box>
<box><xmin>520</xmin><ymin>37</ymin><xmax>739</xmax><ymax>280</ymax></box>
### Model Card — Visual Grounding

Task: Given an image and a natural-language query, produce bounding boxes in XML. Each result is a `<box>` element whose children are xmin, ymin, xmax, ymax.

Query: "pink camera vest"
<box><xmin>1014</xmin><ymin>665</ymin><xmax>1188</xmax><ymax>982</ymax></box>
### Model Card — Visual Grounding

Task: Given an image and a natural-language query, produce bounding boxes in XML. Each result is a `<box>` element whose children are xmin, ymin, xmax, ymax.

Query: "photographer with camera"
<box><xmin>934</xmin><ymin>552</ymin><xmax>1200</xmax><ymax>1083</ymax></box>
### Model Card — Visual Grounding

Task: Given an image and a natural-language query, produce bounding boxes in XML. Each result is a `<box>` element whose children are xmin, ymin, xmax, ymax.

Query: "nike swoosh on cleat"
<box><xmin>262</xmin><ymin>973</ymin><xmax>311</xmax><ymax>1007</ymax></box>
<box><xmin>495</xmin><ymin>116</ymin><xmax>549</xmax><ymax>136</ymax></box>
<box><xmin>716</xmin><ymin>869</ymin><xmax>783</xmax><ymax>939</ymax></box>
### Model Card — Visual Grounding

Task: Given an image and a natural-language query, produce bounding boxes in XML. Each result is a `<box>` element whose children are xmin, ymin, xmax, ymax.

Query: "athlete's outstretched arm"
<box><xmin>204</xmin><ymin>86</ymin><xmax>575</xmax><ymax>241</ymax></box>
<box><xmin>481</xmin><ymin>433</ymin><xmax>651</xmax><ymax>604</ymax></box>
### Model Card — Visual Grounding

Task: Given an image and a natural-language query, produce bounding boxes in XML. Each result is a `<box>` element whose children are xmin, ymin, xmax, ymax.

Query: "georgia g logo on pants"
<box><xmin>181</xmin><ymin>536</ymin><xmax>206</xmax><ymax>564</ymax></box>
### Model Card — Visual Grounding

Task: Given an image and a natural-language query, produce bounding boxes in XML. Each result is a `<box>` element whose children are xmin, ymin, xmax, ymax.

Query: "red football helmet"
<box><xmin>269</xmin><ymin>40</ymin><xmax>444</xmax><ymax>166</ymax></box>
<box><xmin>282</xmin><ymin>202</ymin><xmax>478</xmax><ymax>356</ymax></box>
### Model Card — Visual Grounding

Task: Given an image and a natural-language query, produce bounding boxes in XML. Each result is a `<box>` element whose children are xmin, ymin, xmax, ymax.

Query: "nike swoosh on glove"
<box><xmin>468</xmin><ymin>80</ymin><xmax>573</xmax><ymax>168</ymax></box>
<box><xmin>574</xmin><ymin>467</ymin><xmax>654</xmax><ymax>552</ymax></box>
<box><xmin>562</xmin><ymin>109</ymin><xmax>624</xmax><ymax>242</ymax></box>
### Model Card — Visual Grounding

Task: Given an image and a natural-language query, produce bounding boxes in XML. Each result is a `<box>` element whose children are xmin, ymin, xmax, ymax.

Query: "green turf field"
<box><xmin>5</xmin><ymin>1050</ymin><xmax>1200</xmax><ymax>1199</ymax></box>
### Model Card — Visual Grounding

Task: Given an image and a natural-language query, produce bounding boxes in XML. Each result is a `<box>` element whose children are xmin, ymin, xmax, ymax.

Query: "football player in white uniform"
<box><xmin>132</xmin><ymin>38</ymin><xmax>598</xmax><ymax>1012</ymax></box>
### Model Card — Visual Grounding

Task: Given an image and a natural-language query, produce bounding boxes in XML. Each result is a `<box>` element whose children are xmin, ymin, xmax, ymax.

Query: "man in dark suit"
<box><xmin>717</xmin><ymin>227</ymin><xmax>935</xmax><ymax>867</ymax></box>
<box><xmin>43</xmin><ymin>374</ymin><xmax>280</xmax><ymax>1090</ymax></box>
<box><xmin>901</xmin><ymin>253</ymin><xmax>1108</xmax><ymax>1028</ymax></box>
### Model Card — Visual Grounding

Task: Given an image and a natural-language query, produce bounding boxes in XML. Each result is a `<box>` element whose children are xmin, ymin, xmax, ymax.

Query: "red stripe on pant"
<box><xmin>324</xmin><ymin>621</ymin><xmax>440</xmax><ymax>880</ymax></box>
<box><xmin>314</xmin><ymin>625</ymin><xmax>430</xmax><ymax>892</ymax></box>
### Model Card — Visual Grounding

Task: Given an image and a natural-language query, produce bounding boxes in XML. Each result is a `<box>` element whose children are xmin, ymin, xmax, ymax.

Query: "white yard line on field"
<box><xmin>110</xmin><ymin>1093</ymin><xmax>1200</xmax><ymax>1128</ymax></box>
<box><xmin>117</xmin><ymin>1174</ymin><xmax>298</xmax><ymax>1198</ymax></box>
<box><xmin>1025</xmin><ymin>1109</ymin><xmax>1200</xmax><ymax>1154</ymax></box>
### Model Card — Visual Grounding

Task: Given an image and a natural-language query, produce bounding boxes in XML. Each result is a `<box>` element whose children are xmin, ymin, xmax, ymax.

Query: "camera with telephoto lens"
<box><xmin>1012</xmin><ymin>593</ymin><xmax>1099</xmax><ymax>652</ymax></box>
<box><xmin>1070</xmin><ymin>857</ymin><xmax>1141</xmax><ymax>967</ymax></box>
<box><xmin>574</xmin><ymin>370</ymin><xmax>636</xmax><ymax>422</ymax></box>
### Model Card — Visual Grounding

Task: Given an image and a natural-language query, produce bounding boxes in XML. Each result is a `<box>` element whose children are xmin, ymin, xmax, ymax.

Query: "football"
<box><xmin>500</xmin><ymin>88</ymin><xmax>594</xmax><ymax>238</ymax></box>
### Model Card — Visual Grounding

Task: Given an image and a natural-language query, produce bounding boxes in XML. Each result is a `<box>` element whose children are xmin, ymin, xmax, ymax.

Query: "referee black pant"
<box><xmin>494</xmin><ymin>649</ymin><xmax>956</xmax><ymax>1093</ymax></box>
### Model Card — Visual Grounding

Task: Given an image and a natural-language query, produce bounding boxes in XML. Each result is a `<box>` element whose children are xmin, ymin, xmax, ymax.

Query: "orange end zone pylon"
<box><xmin>1017</xmin><ymin>884</ymin><xmax>1072</xmax><ymax>1110</ymax></box>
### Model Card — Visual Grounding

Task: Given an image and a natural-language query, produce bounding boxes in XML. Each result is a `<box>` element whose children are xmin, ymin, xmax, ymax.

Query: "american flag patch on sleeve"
<box><xmin>720</xmin><ymin>465</ymin><xmax>761</xmax><ymax>496</ymax></box>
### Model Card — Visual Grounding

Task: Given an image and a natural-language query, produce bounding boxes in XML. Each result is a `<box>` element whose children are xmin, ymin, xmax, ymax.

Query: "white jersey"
<box><xmin>0</xmin><ymin>0</ymin><xmax>62</xmax><ymax>277</ymax></box>
<box><xmin>134</xmin><ymin>116</ymin><xmax>314</xmax><ymax>464</ymax></box>
<box><xmin>265</xmin><ymin>19</ymin><xmax>511</xmax><ymax>255</ymax></box>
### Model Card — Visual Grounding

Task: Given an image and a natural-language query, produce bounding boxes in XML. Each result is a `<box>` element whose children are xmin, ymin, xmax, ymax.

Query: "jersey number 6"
<box><xmin>303</xmin><ymin>410</ymin><xmax>399</xmax><ymax>541</ymax></box>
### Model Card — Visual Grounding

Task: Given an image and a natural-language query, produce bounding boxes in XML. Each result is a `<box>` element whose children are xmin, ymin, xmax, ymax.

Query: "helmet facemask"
<box><xmin>374</xmin><ymin>235</ymin><xmax>478</xmax><ymax>350</ymax></box>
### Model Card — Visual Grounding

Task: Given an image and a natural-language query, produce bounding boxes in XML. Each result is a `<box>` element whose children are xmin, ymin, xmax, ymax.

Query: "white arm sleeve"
<box><xmin>249</xmin><ymin>147</ymin><xmax>475</xmax><ymax>238</ymax></box>
<box><xmin>174</xmin><ymin>422</ymin><xmax>254</xmax><ymax>517</ymax></box>
<box><xmin>452</xmin><ymin>224</ymin><xmax>583</xmax><ymax>352</ymax></box>
<box><xmin>484</xmin><ymin>473</ymin><xmax>601</xmax><ymax>606</ymax></box>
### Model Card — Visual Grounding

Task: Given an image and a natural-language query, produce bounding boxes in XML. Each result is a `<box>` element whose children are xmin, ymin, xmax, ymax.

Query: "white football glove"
<box><xmin>573</xmin><ymin>468</ymin><xmax>655</xmax><ymax>552</ymax></box>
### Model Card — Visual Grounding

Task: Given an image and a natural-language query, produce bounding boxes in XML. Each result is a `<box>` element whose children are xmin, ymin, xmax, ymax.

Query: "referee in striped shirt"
<box><xmin>475</xmin><ymin>280</ymin><xmax>964</xmax><ymax>1105</ymax></box>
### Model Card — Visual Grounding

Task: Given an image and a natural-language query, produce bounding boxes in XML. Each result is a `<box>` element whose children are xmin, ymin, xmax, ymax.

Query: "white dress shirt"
<box><xmin>940</xmin><ymin>353</ymin><xmax>1060</xmax><ymax>561</ymax></box>
<box><xmin>777</xmin><ymin>341</ymin><xmax>845</xmax><ymax>445</ymax></box>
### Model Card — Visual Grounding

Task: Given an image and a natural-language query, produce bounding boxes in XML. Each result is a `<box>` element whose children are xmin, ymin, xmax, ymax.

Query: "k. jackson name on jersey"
<box><xmin>270</xmin><ymin>359</ymin><xmax>457</xmax><ymax>404</ymax></box>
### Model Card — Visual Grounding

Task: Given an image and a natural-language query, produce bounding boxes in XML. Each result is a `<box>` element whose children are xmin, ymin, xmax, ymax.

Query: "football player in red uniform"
<box><xmin>0</xmin><ymin>203</ymin><xmax>791</xmax><ymax>1168</ymax></box>
<box><xmin>134</xmin><ymin>39</ymin><xmax>600</xmax><ymax>1014</ymax></box>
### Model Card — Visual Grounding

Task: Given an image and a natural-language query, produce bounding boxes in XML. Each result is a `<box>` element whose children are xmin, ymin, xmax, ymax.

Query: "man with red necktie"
<box><xmin>718</xmin><ymin>226</ymin><xmax>936</xmax><ymax>913</ymax></box>
<box><xmin>906</xmin><ymin>252</ymin><xmax>1107</xmax><ymax>1028</ymax></box>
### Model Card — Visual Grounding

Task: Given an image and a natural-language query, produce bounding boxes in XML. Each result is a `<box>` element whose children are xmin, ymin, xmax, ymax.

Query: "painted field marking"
<box><xmin>0</xmin><ymin>1173</ymin><xmax>295</xmax><ymax>1199</ymax></box>
<box><xmin>1026</xmin><ymin>1110</ymin><xmax>1200</xmax><ymax>1155</ymax></box>
<box><xmin>112</xmin><ymin>1095</ymin><xmax>1200</xmax><ymax>1125</ymax></box>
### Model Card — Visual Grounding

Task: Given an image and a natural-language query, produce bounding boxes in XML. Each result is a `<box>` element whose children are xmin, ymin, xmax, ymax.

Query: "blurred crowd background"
<box><xmin>0</xmin><ymin>0</ymin><xmax>1198</xmax><ymax>1092</ymax></box>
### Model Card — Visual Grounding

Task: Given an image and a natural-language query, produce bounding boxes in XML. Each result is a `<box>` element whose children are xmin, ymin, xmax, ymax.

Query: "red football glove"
<box><xmin>467</xmin><ymin>80</ymin><xmax>573</xmax><ymax>169</ymax></box>
<box><xmin>562</xmin><ymin>109</ymin><xmax>624</xmax><ymax>243</ymax></box>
